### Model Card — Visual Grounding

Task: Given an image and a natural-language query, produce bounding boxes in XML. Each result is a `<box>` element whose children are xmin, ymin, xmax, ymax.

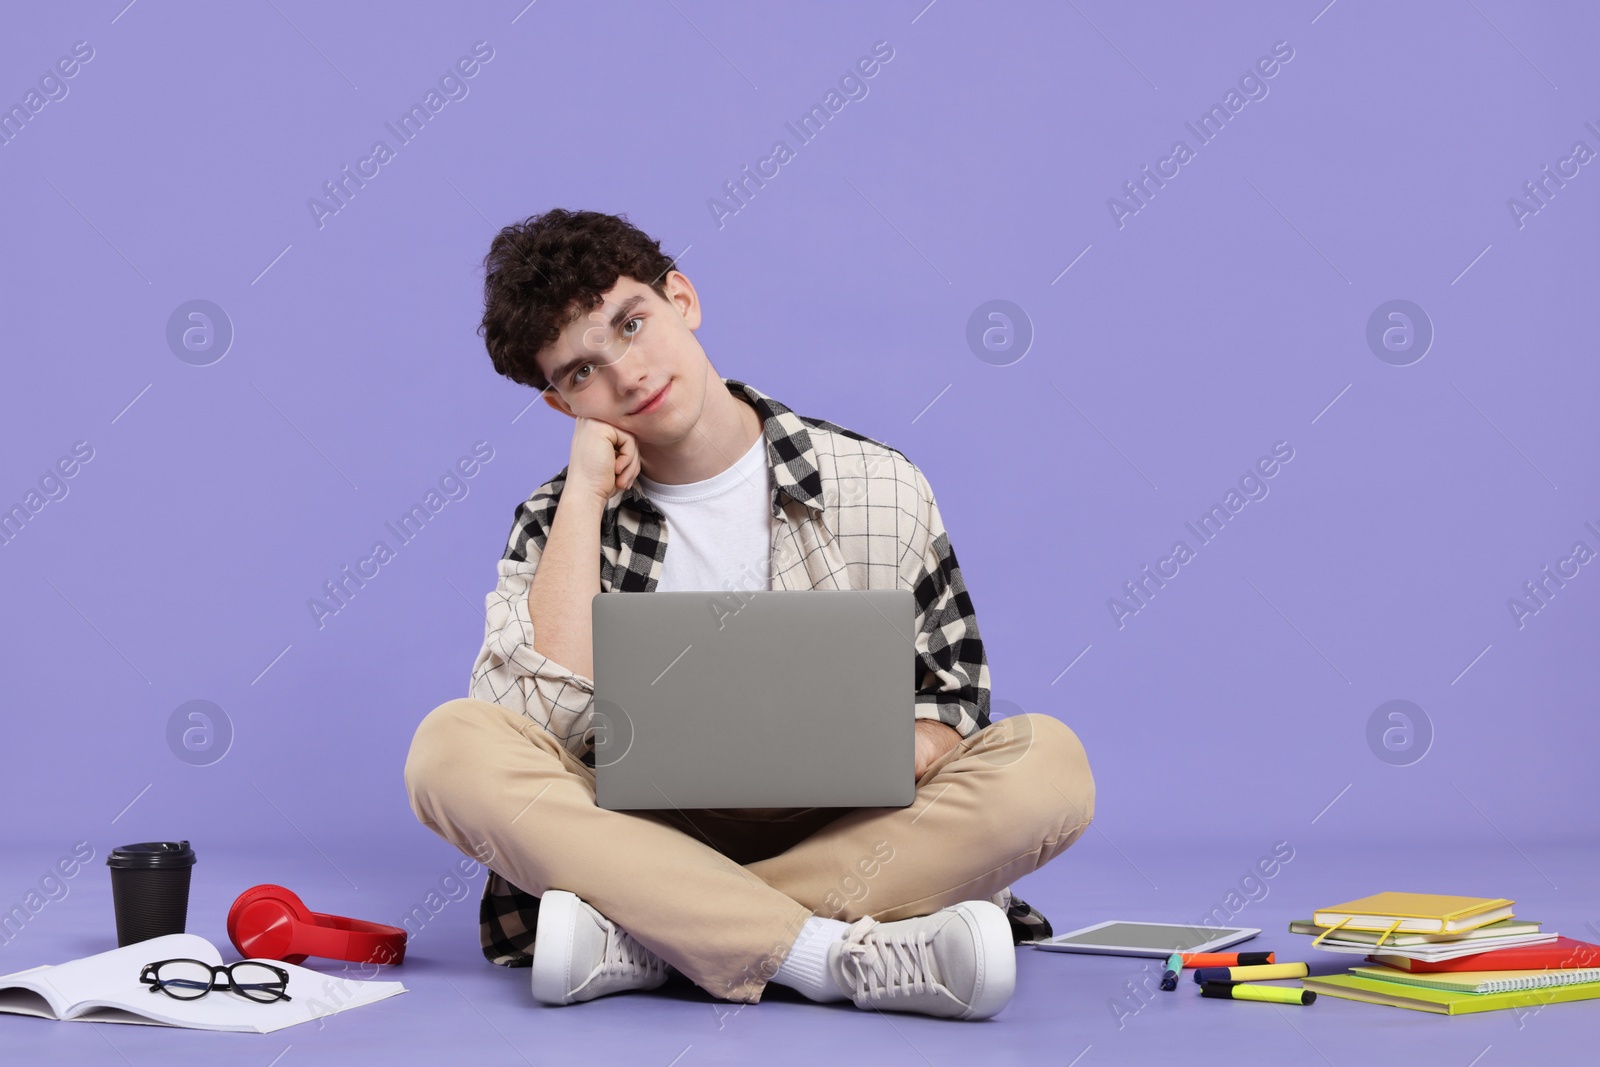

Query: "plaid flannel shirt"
<box><xmin>468</xmin><ymin>377</ymin><xmax>1052</xmax><ymax>964</ymax></box>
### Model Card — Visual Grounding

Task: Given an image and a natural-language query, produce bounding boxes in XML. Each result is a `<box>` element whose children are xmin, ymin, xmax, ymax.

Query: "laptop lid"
<box><xmin>592</xmin><ymin>589</ymin><xmax>917</xmax><ymax>810</ymax></box>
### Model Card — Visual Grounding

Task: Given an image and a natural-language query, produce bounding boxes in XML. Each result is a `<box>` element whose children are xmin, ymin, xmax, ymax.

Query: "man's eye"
<box><xmin>572</xmin><ymin>363</ymin><xmax>592</xmax><ymax>383</ymax></box>
<box><xmin>621</xmin><ymin>316</ymin><xmax>642</xmax><ymax>337</ymax></box>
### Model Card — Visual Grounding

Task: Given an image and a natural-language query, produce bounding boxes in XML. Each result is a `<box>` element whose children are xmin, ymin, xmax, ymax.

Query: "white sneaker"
<box><xmin>530</xmin><ymin>890</ymin><xmax>670</xmax><ymax>1005</ymax></box>
<box><xmin>826</xmin><ymin>900</ymin><xmax>1016</xmax><ymax>1020</ymax></box>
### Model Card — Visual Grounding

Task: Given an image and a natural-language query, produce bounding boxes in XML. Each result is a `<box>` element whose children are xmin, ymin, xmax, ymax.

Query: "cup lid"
<box><xmin>106</xmin><ymin>840</ymin><xmax>196</xmax><ymax>869</ymax></box>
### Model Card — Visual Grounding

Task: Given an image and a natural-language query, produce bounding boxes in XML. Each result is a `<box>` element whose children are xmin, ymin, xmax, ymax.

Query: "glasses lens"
<box><xmin>229</xmin><ymin>962</ymin><xmax>287</xmax><ymax>1002</ymax></box>
<box><xmin>155</xmin><ymin>960</ymin><xmax>214</xmax><ymax>999</ymax></box>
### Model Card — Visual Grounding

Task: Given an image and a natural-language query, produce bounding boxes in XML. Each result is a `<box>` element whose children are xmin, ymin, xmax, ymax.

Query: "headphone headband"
<box><xmin>227</xmin><ymin>884</ymin><xmax>407</xmax><ymax>966</ymax></box>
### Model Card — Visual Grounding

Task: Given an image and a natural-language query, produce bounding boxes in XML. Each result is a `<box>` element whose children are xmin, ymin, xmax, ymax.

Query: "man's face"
<box><xmin>535</xmin><ymin>271</ymin><xmax>710</xmax><ymax>445</ymax></box>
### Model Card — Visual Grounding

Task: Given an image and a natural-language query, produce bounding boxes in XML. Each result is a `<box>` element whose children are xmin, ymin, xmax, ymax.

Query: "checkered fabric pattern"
<box><xmin>468</xmin><ymin>377</ymin><xmax>1051</xmax><ymax>964</ymax></box>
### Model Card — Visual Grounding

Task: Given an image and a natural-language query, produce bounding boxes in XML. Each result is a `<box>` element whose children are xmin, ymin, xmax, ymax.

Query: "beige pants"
<box><xmin>404</xmin><ymin>697</ymin><xmax>1094</xmax><ymax>1003</ymax></box>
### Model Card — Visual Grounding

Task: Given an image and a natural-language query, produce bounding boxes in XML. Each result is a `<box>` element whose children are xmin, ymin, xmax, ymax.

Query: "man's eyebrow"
<box><xmin>548</xmin><ymin>294</ymin><xmax>647</xmax><ymax>383</ymax></box>
<box><xmin>604</xmin><ymin>293</ymin><xmax>647</xmax><ymax>330</ymax></box>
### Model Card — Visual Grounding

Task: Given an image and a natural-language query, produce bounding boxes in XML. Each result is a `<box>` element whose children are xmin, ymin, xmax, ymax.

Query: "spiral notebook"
<box><xmin>1304</xmin><ymin>973</ymin><xmax>1600</xmax><ymax>1015</ymax></box>
<box><xmin>1349</xmin><ymin>965</ymin><xmax>1600</xmax><ymax>994</ymax></box>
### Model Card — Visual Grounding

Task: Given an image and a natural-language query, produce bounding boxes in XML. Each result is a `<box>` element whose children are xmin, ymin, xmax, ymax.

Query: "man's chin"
<box><xmin>616</xmin><ymin>417</ymin><xmax>683</xmax><ymax>448</ymax></box>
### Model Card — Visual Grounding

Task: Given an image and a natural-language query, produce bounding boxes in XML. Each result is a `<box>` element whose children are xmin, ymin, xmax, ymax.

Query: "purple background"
<box><xmin>1</xmin><ymin>1</ymin><xmax>1596</xmax><ymax>1062</ymax></box>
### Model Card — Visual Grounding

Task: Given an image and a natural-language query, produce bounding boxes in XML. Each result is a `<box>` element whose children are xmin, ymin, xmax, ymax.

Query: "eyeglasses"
<box><xmin>139</xmin><ymin>958</ymin><xmax>292</xmax><ymax>1003</ymax></box>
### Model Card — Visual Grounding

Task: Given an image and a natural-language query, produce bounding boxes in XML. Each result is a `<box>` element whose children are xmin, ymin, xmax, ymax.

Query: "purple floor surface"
<box><xmin>2</xmin><ymin>834</ymin><xmax>1595</xmax><ymax>1066</ymax></box>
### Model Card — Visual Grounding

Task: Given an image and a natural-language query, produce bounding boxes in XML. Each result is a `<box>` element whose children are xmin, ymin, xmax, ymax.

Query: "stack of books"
<box><xmin>1289</xmin><ymin>892</ymin><xmax>1600</xmax><ymax>1015</ymax></box>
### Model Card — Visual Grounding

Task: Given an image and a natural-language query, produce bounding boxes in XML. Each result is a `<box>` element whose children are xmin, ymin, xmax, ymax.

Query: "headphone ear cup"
<box><xmin>227</xmin><ymin>884</ymin><xmax>315</xmax><ymax>964</ymax></box>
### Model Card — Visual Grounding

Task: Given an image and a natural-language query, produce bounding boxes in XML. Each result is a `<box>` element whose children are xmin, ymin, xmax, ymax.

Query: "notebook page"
<box><xmin>0</xmin><ymin>933</ymin><xmax>406</xmax><ymax>1032</ymax></box>
<box><xmin>0</xmin><ymin>934</ymin><xmax>221</xmax><ymax>1017</ymax></box>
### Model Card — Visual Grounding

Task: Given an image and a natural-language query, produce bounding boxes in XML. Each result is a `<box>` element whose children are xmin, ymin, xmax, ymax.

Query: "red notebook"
<box><xmin>1369</xmin><ymin>937</ymin><xmax>1600</xmax><ymax>973</ymax></box>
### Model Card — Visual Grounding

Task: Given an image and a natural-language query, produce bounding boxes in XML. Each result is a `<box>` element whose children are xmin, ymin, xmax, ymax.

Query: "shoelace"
<box><xmin>599</xmin><ymin>923</ymin><xmax>667</xmax><ymax>982</ymax></box>
<box><xmin>835</xmin><ymin>916</ymin><xmax>945</xmax><ymax>1000</ymax></box>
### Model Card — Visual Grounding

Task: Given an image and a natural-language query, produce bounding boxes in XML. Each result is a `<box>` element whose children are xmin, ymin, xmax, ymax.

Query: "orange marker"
<box><xmin>1181</xmin><ymin>951</ymin><xmax>1275</xmax><ymax>968</ymax></box>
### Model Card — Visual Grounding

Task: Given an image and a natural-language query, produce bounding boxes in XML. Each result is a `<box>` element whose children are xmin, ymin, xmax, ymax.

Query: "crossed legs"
<box><xmin>403</xmin><ymin>698</ymin><xmax>1094</xmax><ymax>1003</ymax></box>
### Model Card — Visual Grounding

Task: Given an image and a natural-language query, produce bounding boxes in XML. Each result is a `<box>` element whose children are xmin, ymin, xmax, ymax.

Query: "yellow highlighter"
<box><xmin>1200</xmin><ymin>981</ymin><xmax>1316</xmax><ymax>1005</ymax></box>
<box><xmin>1192</xmin><ymin>962</ymin><xmax>1310</xmax><ymax>984</ymax></box>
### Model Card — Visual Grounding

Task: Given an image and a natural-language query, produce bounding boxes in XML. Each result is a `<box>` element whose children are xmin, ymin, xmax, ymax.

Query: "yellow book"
<box><xmin>1310</xmin><ymin>893</ymin><xmax>1514</xmax><ymax>945</ymax></box>
<box><xmin>1304</xmin><ymin>973</ymin><xmax>1600</xmax><ymax>1015</ymax></box>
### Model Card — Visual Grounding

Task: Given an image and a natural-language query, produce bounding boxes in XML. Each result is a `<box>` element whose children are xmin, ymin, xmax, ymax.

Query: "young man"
<box><xmin>404</xmin><ymin>209</ymin><xmax>1096</xmax><ymax>1020</ymax></box>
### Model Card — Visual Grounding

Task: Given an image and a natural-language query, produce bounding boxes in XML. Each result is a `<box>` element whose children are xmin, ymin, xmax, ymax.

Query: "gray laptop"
<box><xmin>591</xmin><ymin>589</ymin><xmax>916</xmax><ymax>810</ymax></box>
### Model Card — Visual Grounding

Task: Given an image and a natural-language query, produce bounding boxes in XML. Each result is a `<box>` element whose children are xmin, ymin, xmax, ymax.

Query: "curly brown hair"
<box><xmin>478</xmin><ymin>209</ymin><xmax>678</xmax><ymax>391</ymax></box>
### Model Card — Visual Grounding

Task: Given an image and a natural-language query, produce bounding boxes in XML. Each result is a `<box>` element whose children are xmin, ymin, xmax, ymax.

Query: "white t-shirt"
<box><xmin>635</xmin><ymin>433</ymin><xmax>772</xmax><ymax>595</ymax></box>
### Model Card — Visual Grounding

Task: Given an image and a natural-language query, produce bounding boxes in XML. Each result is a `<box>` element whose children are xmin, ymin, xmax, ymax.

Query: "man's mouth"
<box><xmin>631</xmin><ymin>382</ymin><xmax>670</xmax><ymax>415</ymax></box>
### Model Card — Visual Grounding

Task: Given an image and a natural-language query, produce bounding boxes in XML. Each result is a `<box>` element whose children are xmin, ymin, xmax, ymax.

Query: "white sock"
<box><xmin>770</xmin><ymin>916</ymin><xmax>850</xmax><ymax>1002</ymax></box>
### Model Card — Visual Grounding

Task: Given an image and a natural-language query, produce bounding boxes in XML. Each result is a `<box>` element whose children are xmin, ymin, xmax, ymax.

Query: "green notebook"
<box><xmin>1303</xmin><ymin>973</ymin><xmax>1600</xmax><ymax>1015</ymax></box>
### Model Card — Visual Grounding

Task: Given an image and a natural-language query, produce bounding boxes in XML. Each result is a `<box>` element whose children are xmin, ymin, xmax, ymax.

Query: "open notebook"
<box><xmin>0</xmin><ymin>933</ymin><xmax>406</xmax><ymax>1033</ymax></box>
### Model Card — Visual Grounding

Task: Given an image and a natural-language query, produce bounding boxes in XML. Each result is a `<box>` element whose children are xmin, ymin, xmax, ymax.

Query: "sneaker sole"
<box><xmin>530</xmin><ymin>889</ymin><xmax>584</xmax><ymax>1006</ymax></box>
<box><xmin>950</xmin><ymin>900</ymin><xmax>1017</xmax><ymax>1020</ymax></box>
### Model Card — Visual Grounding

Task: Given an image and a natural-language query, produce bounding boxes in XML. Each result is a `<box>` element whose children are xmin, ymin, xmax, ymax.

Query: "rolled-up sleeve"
<box><xmin>903</xmin><ymin>467</ymin><xmax>992</xmax><ymax>738</ymax></box>
<box><xmin>468</xmin><ymin>491</ymin><xmax>598</xmax><ymax>760</ymax></box>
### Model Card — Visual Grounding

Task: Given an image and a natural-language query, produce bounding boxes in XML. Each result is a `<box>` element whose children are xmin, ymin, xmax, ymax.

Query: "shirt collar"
<box><xmin>614</xmin><ymin>376</ymin><xmax>828</xmax><ymax>519</ymax></box>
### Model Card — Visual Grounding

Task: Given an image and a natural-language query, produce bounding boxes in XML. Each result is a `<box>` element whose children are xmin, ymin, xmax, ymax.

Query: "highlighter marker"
<box><xmin>1160</xmin><ymin>952</ymin><xmax>1183</xmax><ymax>991</ymax></box>
<box><xmin>1181</xmin><ymin>951</ymin><xmax>1274</xmax><ymax>968</ymax></box>
<box><xmin>1200</xmin><ymin>981</ymin><xmax>1316</xmax><ymax>1005</ymax></box>
<box><xmin>1193</xmin><ymin>961</ymin><xmax>1309</xmax><ymax>984</ymax></box>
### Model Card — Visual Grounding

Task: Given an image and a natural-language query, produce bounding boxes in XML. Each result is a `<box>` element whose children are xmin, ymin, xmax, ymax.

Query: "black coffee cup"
<box><xmin>106</xmin><ymin>841</ymin><xmax>196</xmax><ymax>947</ymax></box>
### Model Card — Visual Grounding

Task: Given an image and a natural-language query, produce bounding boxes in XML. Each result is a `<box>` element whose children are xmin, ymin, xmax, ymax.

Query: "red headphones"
<box><xmin>226</xmin><ymin>884</ymin><xmax>407</xmax><ymax>966</ymax></box>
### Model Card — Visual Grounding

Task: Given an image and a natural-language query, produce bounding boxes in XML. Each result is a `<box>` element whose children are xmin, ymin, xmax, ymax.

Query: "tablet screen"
<box><xmin>1050</xmin><ymin>923</ymin><xmax>1244</xmax><ymax>951</ymax></box>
